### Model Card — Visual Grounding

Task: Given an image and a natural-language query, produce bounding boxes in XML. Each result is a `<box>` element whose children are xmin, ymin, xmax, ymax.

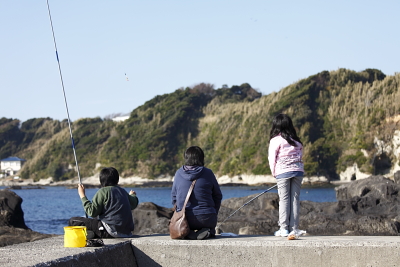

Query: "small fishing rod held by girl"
<box><xmin>46</xmin><ymin>0</ymin><xmax>82</xmax><ymax>184</ymax></box>
<box><xmin>216</xmin><ymin>184</ymin><xmax>277</xmax><ymax>231</ymax></box>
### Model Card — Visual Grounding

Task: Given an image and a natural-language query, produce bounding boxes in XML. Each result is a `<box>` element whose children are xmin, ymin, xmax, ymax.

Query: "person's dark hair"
<box><xmin>269</xmin><ymin>114</ymin><xmax>302</xmax><ymax>146</ymax></box>
<box><xmin>99</xmin><ymin>167</ymin><xmax>119</xmax><ymax>187</ymax></box>
<box><xmin>184</xmin><ymin>146</ymin><xmax>205</xmax><ymax>166</ymax></box>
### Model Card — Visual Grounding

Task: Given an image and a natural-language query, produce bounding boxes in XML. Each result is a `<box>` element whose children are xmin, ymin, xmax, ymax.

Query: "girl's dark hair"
<box><xmin>184</xmin><ymin>146</ymin><xmax>205</xmax><ymax>166</ymax></box>
<box><xmin>269</xmin><ymin>114</ymin><xmax>302</xmax><ymax>146</ymax></box>
<box><xmin>99</xmin><ymin>167</ymin><xmax>119</xmax><ymax>187</ymax></box>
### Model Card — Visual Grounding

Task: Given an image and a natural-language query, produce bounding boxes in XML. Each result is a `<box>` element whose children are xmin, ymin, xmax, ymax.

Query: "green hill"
<box><xmin>1</xmin><ymin>68</ymin><xmax>399</xmax><ymax>181</ymax></box>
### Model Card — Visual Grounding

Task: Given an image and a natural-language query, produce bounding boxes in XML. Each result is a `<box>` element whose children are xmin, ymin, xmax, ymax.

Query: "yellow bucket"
<box><xmin>64</xmin><ymin>226</ymin><xmax>87</xmax><ymax>247</ymax></box>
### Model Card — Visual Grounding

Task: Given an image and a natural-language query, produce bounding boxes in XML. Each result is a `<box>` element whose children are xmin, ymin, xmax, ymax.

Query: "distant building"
<box><xmin>0</xmin><ymin>157</ymin><xmax>26</xmax><ymax>176</ymax></box>
<box><xmin>112</xmin><ymin>115</ymin><xmax>129</xmax><ymax>122</ymax></box>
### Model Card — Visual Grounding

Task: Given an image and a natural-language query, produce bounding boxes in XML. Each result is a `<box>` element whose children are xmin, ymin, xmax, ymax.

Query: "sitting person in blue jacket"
<box><xmin>171</xmin><ymin>146</ymin><xmax>223</xmax><ymax>240</ymax></box>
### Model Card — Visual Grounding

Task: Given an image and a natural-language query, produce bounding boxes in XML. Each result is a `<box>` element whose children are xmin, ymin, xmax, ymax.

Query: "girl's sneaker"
<box><xmin>274</xmin><ymin>229</ymin><xmax>289</xmax><ymax>237</ymax></box>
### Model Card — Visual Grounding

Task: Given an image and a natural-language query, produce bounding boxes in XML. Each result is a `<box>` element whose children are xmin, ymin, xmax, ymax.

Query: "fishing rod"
<box><xmin>216</xmin><ymin>184</ymin><xmax>277</xmax><ymax>231</ymax></box>
<box><xmin>46</xmin><ymin>0</ymin><xmax>82</xmax><ymax>185</ymax></box>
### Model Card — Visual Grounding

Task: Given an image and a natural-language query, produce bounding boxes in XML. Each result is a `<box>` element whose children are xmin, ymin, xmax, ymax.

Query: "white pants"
<box><xmin>276</xmin><ymin>176</ymin><xmax>303</xmax><ymax>231</ymax></box>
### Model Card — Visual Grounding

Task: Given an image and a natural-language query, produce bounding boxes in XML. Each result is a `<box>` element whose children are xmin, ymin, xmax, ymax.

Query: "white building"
<box><xmin>112</xmin><ymin>115</ymin><xmax>130</xmax><ymax>122</ymax></box>
<box><xmin>0</xmin><ymin>157</ymin><xmax>26</xmax><ymax>176</ymax></box>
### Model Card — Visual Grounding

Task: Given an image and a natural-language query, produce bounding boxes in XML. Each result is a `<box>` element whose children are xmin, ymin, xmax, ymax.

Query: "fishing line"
<box><xmin>216</xmin><ymin>184</ymin><xmax>277</xmax><ymax>231</ymax></box>
<box><xmin>46</xmin><ymin>0</ymin><xmax>82</xmax><ymax>185</ymax></box>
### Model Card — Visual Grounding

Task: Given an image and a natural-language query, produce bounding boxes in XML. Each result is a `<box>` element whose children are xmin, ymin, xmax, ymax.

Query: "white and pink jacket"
<box><xmin>268</xmin><ymin>135</ymin><xmax>304</xmax><ymax>177</ymax></box>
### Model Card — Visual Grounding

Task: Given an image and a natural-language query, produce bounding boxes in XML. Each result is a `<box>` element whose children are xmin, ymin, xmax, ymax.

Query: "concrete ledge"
<box><xmin>131</xmin><ymin>235</ymin><xmax>400</xmax><ymax>267</ymax></box>
<box><xmin>1</xmin><ymin>235</ymin><xmax>400</xmax><ymax>267</ymax></box>
<box><xmin>0</xmin><ymin>237</ymin><xmax>136</xmax><ymax>267</ymax></box>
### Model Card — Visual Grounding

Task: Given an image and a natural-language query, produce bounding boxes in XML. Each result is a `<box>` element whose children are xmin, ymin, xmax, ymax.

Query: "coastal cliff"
<box><xmin>1</xmin><ymin>69</ymin><xmax>400</xmax><ymax>183</ymax></box>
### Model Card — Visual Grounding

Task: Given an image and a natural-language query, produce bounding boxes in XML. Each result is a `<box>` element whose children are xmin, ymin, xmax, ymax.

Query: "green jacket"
<box><xmin>81</xmin><ymin>186</ymin><xmax>139</xmax><ymax>237</ymax></box>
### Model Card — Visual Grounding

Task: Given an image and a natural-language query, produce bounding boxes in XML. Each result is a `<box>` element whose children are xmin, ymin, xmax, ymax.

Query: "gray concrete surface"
<box><xmin>131</xmin><ymin>235</ymin><xmax>400</xmax><ymax>267</ymax></box>
<box><xmin>0</xmin><ymin>236</ymin><xmax>136</xmax><ymax>267</ymax></box>
<box><xmin>0</xmin><ymin>235</ymin><xmax>400</xmax><ymax>267</ymax></box>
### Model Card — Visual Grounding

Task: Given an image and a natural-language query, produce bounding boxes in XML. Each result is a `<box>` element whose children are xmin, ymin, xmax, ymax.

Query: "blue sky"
<box><xmin>1</xmin><ymin>0</ymin><xmax>399</xmax><ymax>123</ymax></box>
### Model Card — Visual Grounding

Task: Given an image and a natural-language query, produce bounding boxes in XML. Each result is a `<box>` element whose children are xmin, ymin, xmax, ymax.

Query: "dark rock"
<box><xmin>132</xmin><ymin>202</ymin><xmax>174</xmax><ymax>235</ymax></box>
<box><xmin>0</xmin><ymin>189</ymin><xmax>28</xmax><ymax>228</ymax></box>
<box><xmin>0</xmin><ymin>189</ymin><xmax>54</xmax><ymax>247</ymax></box>
<box><xmin>0</xmin><ymin>226</ymin><xmax>55</xmax><ymax>247</ymax></box>
<box><xmin>335</xmin><ymin>175</ymin><xmax>398</xmax><ymax>201</ymax></box>
<box><xmin>216</xmin><ymin>192</ymin><xmax>280</xmax><ymax>235</ymax></box>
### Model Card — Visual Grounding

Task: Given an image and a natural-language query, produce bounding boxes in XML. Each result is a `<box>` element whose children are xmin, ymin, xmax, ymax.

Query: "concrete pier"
<box><xmin>0</xmin><ymin>235</ymin><xmax>399</xmax><ymax>267</ymax></box>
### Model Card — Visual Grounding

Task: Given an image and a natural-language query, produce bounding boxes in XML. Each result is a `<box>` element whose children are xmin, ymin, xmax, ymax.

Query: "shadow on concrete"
<box><xmin>132</xmin><ymin>247</ymin><xmax>162</xmax><ymax>267</ymax></box>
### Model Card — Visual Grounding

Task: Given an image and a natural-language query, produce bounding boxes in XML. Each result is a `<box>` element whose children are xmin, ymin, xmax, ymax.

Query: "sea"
<box><xmin>0</xmin><ymin>185</ymin><xmax>337</xmax><ymax>235</ymax></box>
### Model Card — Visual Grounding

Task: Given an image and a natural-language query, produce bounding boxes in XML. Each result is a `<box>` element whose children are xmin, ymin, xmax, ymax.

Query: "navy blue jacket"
<box><xmin>171</xmin><ymin>166</ymin><xmax>223</xmax><ymax>216</ymax></box>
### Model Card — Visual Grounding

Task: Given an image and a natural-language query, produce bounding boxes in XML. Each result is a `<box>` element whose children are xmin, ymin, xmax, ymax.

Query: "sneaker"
<box><xmin>196</xmin><ymin>228</ymin><xmax>210</xmax><ymax>240</ymax></box>
<box><xmin>86</xmin><ymin>239</ymin><xmax>104</xmax><ymax>247</ymax></box>
<box><xmin>274</xmin><ymin>229</ymin><xmax>289</xmax><ymax>237</ymax></box>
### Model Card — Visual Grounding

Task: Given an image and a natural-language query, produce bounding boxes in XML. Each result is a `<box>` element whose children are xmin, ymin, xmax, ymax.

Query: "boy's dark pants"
<box><xmin>69</xmin><ymin>217</ymin><xmax>112</xmax><ymax>238</ymax></box>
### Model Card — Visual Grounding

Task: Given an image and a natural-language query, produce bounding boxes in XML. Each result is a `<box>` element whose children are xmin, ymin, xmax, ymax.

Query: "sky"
<box><xmin>1</xmin><ymin>0</ymin><xmax>399</xmax><ymax>123</ymax></box>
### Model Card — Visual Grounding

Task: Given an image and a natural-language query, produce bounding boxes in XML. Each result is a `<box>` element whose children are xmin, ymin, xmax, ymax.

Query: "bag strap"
<box><xmin>181</xmin><ymin>180</ymin><xmax>197</xmax><ymax>213</ymax></box>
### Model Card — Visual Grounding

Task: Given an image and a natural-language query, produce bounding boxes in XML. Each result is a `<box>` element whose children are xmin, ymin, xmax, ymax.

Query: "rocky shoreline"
<box><xmin>2</xmin><ymin>175</ymin><xmax>399</xmax><ymax>248</ymax></box>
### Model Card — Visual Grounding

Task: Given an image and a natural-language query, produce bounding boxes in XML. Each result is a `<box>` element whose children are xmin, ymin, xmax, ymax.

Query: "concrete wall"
<box><xmin>1</xmin><ymin>235</ymin><xmax>400</xmax><ymax>267</ymax></box>
<box><xmin>131</xmin><ymin>235</ymin><xmax>400</xmax><ymax>267</ymax></box>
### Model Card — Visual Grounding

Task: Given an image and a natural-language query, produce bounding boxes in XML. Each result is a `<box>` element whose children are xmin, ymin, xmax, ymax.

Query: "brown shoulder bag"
<box><xmin>169</xmin><ymin>180</ymin><xmax>196</xmax><ymax>239</ymax></box>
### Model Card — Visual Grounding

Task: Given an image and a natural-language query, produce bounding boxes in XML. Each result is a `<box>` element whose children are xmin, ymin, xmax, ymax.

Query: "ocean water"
<box><xmin>1</xmin><ymin>185</ymin><xmax>337</xmax><ymax>235</ymax></box>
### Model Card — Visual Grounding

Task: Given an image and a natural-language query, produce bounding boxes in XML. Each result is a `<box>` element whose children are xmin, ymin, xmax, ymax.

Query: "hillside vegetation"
<box><xmin>1</xmin><ymin>69</ymin><xmax>399</xmax><ymax>181</ymax></box>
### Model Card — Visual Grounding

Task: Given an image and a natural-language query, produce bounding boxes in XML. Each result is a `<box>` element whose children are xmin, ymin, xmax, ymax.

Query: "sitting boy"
<box><xmin>69</xmin><ymin>167</ymin><xmax>139</xmax><ymax>238</ymax></box>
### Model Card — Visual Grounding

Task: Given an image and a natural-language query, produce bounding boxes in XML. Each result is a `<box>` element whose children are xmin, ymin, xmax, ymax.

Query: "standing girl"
<box><xmin>268</xmin><ymin>114</ymin><xmax>304</xmax><ymax>237</ymax></box>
